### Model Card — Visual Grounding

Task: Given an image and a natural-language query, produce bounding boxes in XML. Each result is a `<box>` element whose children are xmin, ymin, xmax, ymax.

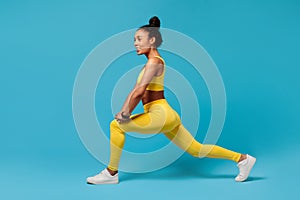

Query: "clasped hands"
<box><xmin>115</xmin><ymin>111</ymin><xmax>131</xmax><ymax>124</ymax></box>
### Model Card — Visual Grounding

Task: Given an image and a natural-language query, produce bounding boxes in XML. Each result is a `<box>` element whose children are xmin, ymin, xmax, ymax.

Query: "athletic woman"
<box><xmin>87</xmin><ymin>16</ymin><xmax>256</xmax><ymax>184</ymax></box>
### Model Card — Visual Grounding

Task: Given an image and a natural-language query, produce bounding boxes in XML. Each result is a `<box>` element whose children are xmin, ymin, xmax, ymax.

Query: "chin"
<box><xmin>136</xmin><ymin>51</ymin><xmax>143</xmax><ymax>55</ymax></box>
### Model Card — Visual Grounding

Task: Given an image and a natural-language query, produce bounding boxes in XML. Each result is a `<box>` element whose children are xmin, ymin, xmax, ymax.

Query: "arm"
<box><xmin>121</xmin><ymin>85</ymin><xmax>136</xmax><ymax>112</ymax></box>
<box><xmin>115</xmin><ymin>58</ymin><xmax>161</xmax><ymax>122</ymax></box>
<box><xmin>119</xmin><ymin>83</ymin><xmax>141</xmax><ymax>114</ymax></box>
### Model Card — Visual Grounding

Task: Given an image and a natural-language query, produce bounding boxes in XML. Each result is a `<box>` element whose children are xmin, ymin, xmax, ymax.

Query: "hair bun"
<box><xmin>149</xmin><ymin>16</ymin><xmax>160</xmax><ymax>28</ymax></box>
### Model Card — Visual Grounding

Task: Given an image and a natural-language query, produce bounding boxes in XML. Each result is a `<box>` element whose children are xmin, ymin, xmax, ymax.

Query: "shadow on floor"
<box><xmin>121</xmin><ymin>171</ymin><xmax>266</xmax><ymax>183</ymax></box>
<box><xmin>119</xmin><ymin>155</ymin><xmax>266</xmax><ymax>183</ymax></box>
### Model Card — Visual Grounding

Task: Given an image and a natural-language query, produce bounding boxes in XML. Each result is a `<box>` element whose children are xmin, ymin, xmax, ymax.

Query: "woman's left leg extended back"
<box><xmin>163</xmin><ymin>124</ymin><xmax>241</xmax><ymax>162</ymax></box>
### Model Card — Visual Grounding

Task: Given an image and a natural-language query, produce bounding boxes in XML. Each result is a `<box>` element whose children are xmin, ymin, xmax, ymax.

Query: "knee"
<box><xmin>198</xmin><ymin>144</ymin><xmax>215</xmax><ymax>157</ymax></box>
<box><xmin>187</xmin><ymin>147</ymin><xmax>201</xmax><ymax>157</ymax></box>
<box><xmin>187</xmin><ymin>140</ymin><xmax>203</xmax><ymax>157</ymax></box>
<box><xmin>110</xmin><ymin>119</ymin><xmax>126</xmax><ymax>135</ymax></box>
<box><xmin>110</xmin><ymin>119</ymin><xmax>119</xmax><ymax>130</ymax></box>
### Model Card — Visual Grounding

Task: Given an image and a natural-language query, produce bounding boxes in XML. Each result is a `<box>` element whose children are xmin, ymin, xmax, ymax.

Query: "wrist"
<box><xmin>121</xmin><ymin>111</ymin><xmax>131</xmax><ymax>118</ymax></box>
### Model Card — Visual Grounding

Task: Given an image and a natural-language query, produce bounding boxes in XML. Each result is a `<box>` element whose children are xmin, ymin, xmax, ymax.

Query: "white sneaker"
<box><xmin>235</xmin><ymin>154</ymin><xmax>256</xmax><ymax>182</ymax></box>
<box><xmin>86</xmin><ymin>168</ymin><xmax>119</xmax><ymax>184</ymax></box>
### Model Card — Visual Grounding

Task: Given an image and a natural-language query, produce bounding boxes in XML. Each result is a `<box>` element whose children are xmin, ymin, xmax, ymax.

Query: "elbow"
<box><xmin>132</xmin><ymin>87</ymin><xmax>146</xmax><ymax>99</ymax></box>
<box><xmin>132</xmin><ymin>91</ymin><xmax>144</xmax><ymax>100</ymax></box>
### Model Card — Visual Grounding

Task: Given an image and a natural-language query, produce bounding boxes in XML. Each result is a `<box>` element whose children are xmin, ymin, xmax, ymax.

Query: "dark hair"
<box><xmin>139</xmin><ymin>16</ymin><xmax>163</xmax><ymax>47</ymax></box>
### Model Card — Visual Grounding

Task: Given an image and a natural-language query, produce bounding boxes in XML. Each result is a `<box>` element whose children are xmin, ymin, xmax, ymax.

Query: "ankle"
<box><xmin>238</xmin><ymin>154</ymin><xmax>247</xmax><ymax>162</ymax></box>
<box><xmin>107</xmin><ymin>167</ymin><xmax>118</xmax><ymax>176</ymax></box>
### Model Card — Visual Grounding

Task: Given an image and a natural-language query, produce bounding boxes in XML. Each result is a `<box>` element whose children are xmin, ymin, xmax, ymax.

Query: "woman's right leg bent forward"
<box><xmin>108</xmin><ymin>110</ymin><xmax>169</xmax><ymax>171</ymax></box>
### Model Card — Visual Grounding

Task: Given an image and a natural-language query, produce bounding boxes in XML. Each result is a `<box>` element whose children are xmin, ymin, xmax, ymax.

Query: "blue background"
<box><xmin>1</xmin><ymin>0</ymin><xmax>299</xmax><ymax>199</ymax></box>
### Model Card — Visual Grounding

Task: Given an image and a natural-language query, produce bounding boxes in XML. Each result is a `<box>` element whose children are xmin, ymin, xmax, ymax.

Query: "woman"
<box><xmin>87</xmin><ymin>16</ymin><xmax>256</xmax><ymax>184</ymax></box>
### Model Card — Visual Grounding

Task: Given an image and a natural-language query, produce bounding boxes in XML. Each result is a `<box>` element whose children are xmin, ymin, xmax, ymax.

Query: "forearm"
<box><xmin>120</xmin><ymin>90</ymin><xmax>142</xmax><ymax>114</ymax></box>
<box><xmin>127</xmin><ymin>93</ymin><xmax>143</xmax><ymax>114</ymax></box>
<box><xmin>120</xmin><ymin>90</ymin><xmax>134</xmax><ymax>112</ymax></box>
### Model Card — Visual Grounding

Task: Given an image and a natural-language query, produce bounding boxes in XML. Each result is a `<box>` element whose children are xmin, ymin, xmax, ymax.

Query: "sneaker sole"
<box><xmin>87</xmin><ymin>180</ymin><xmax>119</xmax><ymax>185</ymax></box>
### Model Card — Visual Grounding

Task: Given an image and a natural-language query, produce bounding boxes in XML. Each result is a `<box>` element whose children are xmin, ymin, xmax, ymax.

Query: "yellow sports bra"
<box><xmin>136</xmin><ymin>56</ymin><xmax>165</xmax><ymax>91</ymax></box>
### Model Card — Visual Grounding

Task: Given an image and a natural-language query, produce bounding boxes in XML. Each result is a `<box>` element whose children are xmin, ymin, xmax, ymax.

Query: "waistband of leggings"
<box><xmin>143</xmin><ymin>98</ymin><xmax>168</xmax><ymax>110</ymax></box>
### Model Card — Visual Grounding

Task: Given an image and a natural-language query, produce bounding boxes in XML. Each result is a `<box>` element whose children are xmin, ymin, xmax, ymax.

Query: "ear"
<box><xmin>149</xmin><ymin>37</ymin><xmax>156</xmax><ymax>46</ymax></box>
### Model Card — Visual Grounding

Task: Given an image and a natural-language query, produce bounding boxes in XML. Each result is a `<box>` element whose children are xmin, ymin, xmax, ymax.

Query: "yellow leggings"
<box><xmin>108</xmin><ymin>99</ymin><xmax>241</xmax><ymax>171</ymax></box>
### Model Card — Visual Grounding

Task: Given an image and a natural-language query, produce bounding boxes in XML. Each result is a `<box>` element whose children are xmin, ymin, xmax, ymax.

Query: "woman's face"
<box><xmin>134</xmin><ymin>29</ymin><xmax>155</xmax><ymax>55</ymax></box>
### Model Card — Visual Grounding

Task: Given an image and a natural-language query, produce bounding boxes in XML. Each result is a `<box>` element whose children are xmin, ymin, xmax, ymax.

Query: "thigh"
<box><xmin>117</xmin><ymin>111</ymin><xmax>167</xmax><ymax>134</ymax></box>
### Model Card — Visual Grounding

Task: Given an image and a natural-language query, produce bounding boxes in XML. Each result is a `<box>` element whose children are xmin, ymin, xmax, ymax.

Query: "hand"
<box><xmin>114</xmin><ymin>111</ymin><xmax>131</xmax><ymax>124</ymax></box>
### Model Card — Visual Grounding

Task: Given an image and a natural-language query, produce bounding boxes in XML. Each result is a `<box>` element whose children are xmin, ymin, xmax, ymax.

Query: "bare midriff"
<box><xmin>141</xmin><ymin>90</ymin><xmax>165</xmax><ymax>105</ymax></box>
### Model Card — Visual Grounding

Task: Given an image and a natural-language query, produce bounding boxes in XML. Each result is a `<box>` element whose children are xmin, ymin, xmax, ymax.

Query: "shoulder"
<box><xmin>145</xmin><ymin>57</ymin><xmax>164</xmax><ymax>71</ymax></box>
<box><xmin>147</xmin><ymin>56</ymin><xmax>164</xmax><ymax>65</ymax></box>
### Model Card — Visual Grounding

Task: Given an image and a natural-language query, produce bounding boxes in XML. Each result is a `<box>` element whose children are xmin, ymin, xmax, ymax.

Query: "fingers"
<box><xmin>114</xmin><ymin>112</ymin><xmax>131</xmax><ymax>124</ymax></box>
<box><xmin>115</xmin><ymin>117</ymin><xmax>131</xmax><ymax>124</ymax></box>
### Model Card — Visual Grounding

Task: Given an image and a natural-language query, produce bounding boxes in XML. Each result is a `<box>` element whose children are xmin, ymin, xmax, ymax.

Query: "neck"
<box><xmin>145</xmin><ymin>48</ymin><xmax>159</xmax><ymax>59</ymax></box>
